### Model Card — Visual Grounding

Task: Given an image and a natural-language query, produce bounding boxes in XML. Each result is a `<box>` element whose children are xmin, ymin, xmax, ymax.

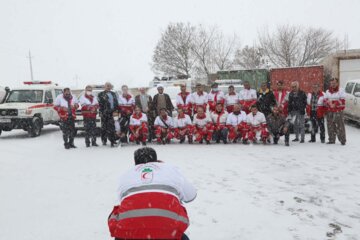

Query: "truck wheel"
<box><xmin>28</xmin><ymin>117</ymin><xmax>42</xmax><ymax>137</ymax></box>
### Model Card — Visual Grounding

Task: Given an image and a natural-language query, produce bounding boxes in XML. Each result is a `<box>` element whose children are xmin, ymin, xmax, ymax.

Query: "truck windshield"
<box><xmin>6</xmin><ymin>90</ymin><xmax>43</xmax><ymax>103</ymax></box>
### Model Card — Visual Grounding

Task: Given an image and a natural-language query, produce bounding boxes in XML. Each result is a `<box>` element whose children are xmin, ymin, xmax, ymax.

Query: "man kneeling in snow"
<box><xmin>108</xmin><ymin>147</ymin><xmax>197</xmax><ymax>240</ymax></box>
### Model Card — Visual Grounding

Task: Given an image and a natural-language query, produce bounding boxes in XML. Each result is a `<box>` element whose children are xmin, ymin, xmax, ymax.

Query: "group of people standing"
<box><xmin>53</xmin><ymin>77</ymin><xmax>347</xmax><ymax>149</ymax></box>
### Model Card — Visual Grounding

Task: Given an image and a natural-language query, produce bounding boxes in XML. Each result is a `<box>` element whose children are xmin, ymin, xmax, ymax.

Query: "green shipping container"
<box><xmin>217</xmin><ymin>69</ymin><xmax>269</xmax><ymax>90</ymax></box>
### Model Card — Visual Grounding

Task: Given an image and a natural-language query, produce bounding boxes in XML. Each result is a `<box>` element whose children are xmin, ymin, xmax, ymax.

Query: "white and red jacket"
<box><xmin>273</xmin><ymin>90</ymin><xmax>288</xmax><ymax>107</ymax></box>
<box><xmin>118</xmin><ymin>94</ymin><xmax>135</xmax><ymax>116</ymax></box>
<box><xmin>54</xmin><ymin>94</ymin><xmax>79</xmax><ymax>120</ymax></box>
<box><xmin>193</xmin><ymin>113</ymin><xmax>212</xmax><ymax>129</ymax></box>
<box><xmin>176</xmin><ymin>92</ymin><xmax>192</xmax><ymax>115</ymax></box>
<box><xmin>190</xmin><ymin>92</ymin><xmax>208</xmax><ymax>112</ymax></box>
<box><xmin>306</xmin><ymin>91</ymin><xmax>326</xmax><ymax>118</ymax></box>
<box><xmin>210</xmin><ymin>110</ymin><xmax>228</xmax><ymax>130</ymax></box>
<box><xmin>79</xmin><ymin>94</ymin><xmax>99</xmax><ymax>119</ymax></box>
<box><xmin>226</xmin><ymin>111</ymin><xmax>247</xmax><ymax>127</ymax></box>
<box><xmin>225</xmin><ymin>92</ymin><xmax>239</xmax><ymax>113</ymax></box>
<box><xmin>128</xmin><ymin>113</ymin><xmax>148</xmax><ymax>142</ymax></box>
<box><xmin>226</xmin><ymin>111</ymin><xmax>248</xmax><ymax>140</ymax></box>
<box><xmin>324</xmin><ymin>87</ymin><xmax>346</xmax><ymax>113</ymax></box>
<box><xmin>239</xmin><ymin>88</ymin><xmax>257</xmax><ymax>113</ymax></box>
<box><xmin>108</xmin><ymin>162</ymin><xmax>197</xmax><ymax>240</ymax></box>
<box><xmin>207</xmin><ymin>90</ymin><xmax>225</xmax><ymax>112</ymax></box>
<box><xmin>129</xmin><ymin>112</ymin><xmax>148</xmax><ymax>128</ymax></box>
<box><xmin>174</xmin><ymin>114</ymin><xmax>192</xmax><ymax>129</ymax></box>
<box><xmin>246</xmin><ymin>111</ymin><xmax>267</xmax><ymax>129</ymax></box>
<box><xmin>154</xmin><ymin>115</ymin><xmax>175</xmax><ymax>129</ymax></box>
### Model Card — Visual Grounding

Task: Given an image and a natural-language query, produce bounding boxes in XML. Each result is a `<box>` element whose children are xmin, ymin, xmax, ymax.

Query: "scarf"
<box><xmin>329</xmin><ymin>86</ymin><xmax>339</xmax><ymax>94</ymax></box>
<box><xmin>85</xmin><ymin>94</ymin><xmax>94</xmax><ymax>103</ymax></box>
<box><xmin>132</xmin><ymin>112</ymin><xmax>143</xmax><ymax>119</ymax></box>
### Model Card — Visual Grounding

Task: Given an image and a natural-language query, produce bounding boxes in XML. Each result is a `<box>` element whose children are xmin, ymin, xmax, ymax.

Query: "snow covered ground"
<box><xmin>1</xmin><ymin>125</ymin><xmax>360</xmax><ymax>240</ymax></box>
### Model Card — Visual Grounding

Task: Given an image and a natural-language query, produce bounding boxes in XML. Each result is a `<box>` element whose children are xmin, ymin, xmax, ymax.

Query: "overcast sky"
<box><xmin>0</xmin><ymin>0</ymin><xmax>359</xmax><ymax>89</ymax></box>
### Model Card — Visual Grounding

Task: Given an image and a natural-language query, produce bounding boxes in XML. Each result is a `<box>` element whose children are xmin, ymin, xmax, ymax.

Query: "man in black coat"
<box><xmin>288</xmin><ymin>81</ymin><xmax>307</xmax><ymax>143</ymax></box>
<box><xmin>98</xmin><ymin>82</ymin><xmax>119</xmax><ymax>147</ymax></box>
<box><xmin>257</xmin><ymin>82</ymin><xmax>276</xmax><ymax>117</ymax></box>
<box><xmin>152</xmin><ymin>84</ymin><xmax>174</xmax><ymax>117</ymax></box>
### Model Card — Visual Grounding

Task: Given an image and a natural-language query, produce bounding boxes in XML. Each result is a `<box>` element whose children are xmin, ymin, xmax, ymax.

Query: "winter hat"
<box><xmin>134</xmin><ymin>147</ymin><xmax>157</xmax><ymax>165</ymax></box>
<box><xmin>157</xmin><ymin>84</ymin><xmax>164</xmax><ymax>89</ymax></box>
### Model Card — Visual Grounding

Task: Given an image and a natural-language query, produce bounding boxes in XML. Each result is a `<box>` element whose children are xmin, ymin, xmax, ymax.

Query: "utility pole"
<box><xmin>27</xmin><ymin>50</ymin><xmax>34</xmax><ymax>81</ymax></box>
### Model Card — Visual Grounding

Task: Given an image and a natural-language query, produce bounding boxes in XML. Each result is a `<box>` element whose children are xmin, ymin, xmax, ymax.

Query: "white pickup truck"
<box><xmin>0</xmin><ymin>81</ymin><xmax>63</xmax><ymax>137</ymax></box>
<box><xmin>344</xmin><ymin>79</ymin><xmax>360</xmax><ymax>124</ymax></box>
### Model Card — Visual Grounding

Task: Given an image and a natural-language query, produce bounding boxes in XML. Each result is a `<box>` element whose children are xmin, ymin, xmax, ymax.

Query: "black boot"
<box><xmin>92</xmin><ymin>141</ymin><xmax>99</xmax><ymax>147</ymax></box>
<box><xmin>69</xmin><ymin>138</ymin><xmax>77</xmax><ymax>148</ymax></box>
<box><xmin>63</xmin><ymin>135</ymin><xmax>70</xmax><ymax>149</ymax></box>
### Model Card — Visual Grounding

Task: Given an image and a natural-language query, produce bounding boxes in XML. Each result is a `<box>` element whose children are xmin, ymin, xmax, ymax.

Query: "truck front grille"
<box><xmin>0</xmin><ymin>109</ymin><xmax>18</xmax><ymax>116</ymax></box>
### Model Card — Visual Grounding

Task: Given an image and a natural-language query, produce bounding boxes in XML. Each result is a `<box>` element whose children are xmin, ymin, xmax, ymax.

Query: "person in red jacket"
<box><xmin>154</xmin><ymin>108</ymin><xmax>175</xmax><ymax>144</ymax></box>
<box><xmin>210</xmin><ymin>103</ymin><xmax>228</xmax><ymax>144</ymax></box>
<box><xmin>306</xmin><ymin>83</ymin><xmax>326</xmax><ymax>143</ymax></box>
<box><xmin>174</xmin><ymin>107</ymin><xmax>194</xmax><ymax>144</ymax></box>
<box><xmin>273</xmin><ymin>80</ymin><xmax>289</xmax><ymax>116</ymax></box>
<box><xmin>323</xmin><ymin>77</ymin><xmax>346</xmax><ymax>145</ymax></box>
<box><xmin>128</xmin><ymin>105</ymin><xmax>148</xmax><ymax>146</ymax></box>
<box><xmin>108</xmin><ymin>147</ymin><xmax>196</xmax><ymax>240</ymax></box>
<box><xmin>207</xmin><ymin>82</ymin><xmax>225</xmax><ymax>112</ymax></box>
<box><xmin>192</xmin><ymin>106</ymin><xmax>213</xmax><ymax>144</ymax></box>
<box><xmin>176</xmin><ymin>84</ymin><xmax>192</xmax><ymax>117</ymax></box>
<box><xmin>79</xmin><ymin>85</ymin><xmax>99</xmax><ymax>147</ymax></box>
<box><xmin>54</xmin><ymin>88</ymin><xmax>79</xmax><ymax>149</ymax></box>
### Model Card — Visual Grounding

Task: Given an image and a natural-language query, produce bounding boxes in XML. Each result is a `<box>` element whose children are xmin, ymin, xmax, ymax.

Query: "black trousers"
<box><xmin>310</xmin><ymin>111</ymin><xmax>325</xmax><ymax>141</ymax></box>
<box><xmin>213</xmin><ymin>128</ymin><xmax>228</xmax><ymax>142</ymax></box>
<box><xmin>119</xmin><ymin>115</ymin><xmax>130</xmax><ymax>143</ymax></box>
<box><xmin>84</xmin><ymin>118</ymin><xmax>97</xmax><ymax>144</ymax></box>
<box><xmin>101</xmin><ymin>114</ymin><xmax>116</xmax><ymax>144</ymax></box>
<box><xmin>270</xmin><ymin>125</ymin><xmax>289</xmax><ymax>144</ymax></box>
<box><xmin>60</xmin><ymin>117</ymin><xmax>75</xmax><ymax>145</ymax></box>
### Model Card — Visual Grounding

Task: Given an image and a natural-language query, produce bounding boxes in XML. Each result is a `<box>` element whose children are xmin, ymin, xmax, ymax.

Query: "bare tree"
<box><xmin>213</xmin><ymin>33</ymin><xmax>239</xmax><ymax>71</ymax></box>
<box><xmin>259</xmin><ymin>25</ymin><xmax>339</xmax><ymax>67</ymax></box>
<box><xmin>191</xmin><ymin>25</ymin><xmax>218</xmax><ymax>79</ymax></box>
<box><xmin>152</xmin><ymin>22</ymin><xmax>196</xmax><ymax>76</ymax></box>
<box><xmin>234</xmin><ymin>45</ymin><xmax>266</xmax><ymax>69</ymax></box>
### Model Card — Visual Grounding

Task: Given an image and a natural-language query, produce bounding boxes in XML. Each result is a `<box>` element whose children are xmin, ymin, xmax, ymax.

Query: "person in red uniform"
<box><xmin>128</xmin><ymin>105</ymin><xmax>148</xmax><ymax>146</ymax></box>
<box><xmin>239</xmin><ymin>81</ymin><xmax>257</xmax><ymax>114</ymax></box>
<box><xmin>176</xmin><ymin>84</ymin><xmax>192</xmax><ymax>117</ymax></box>
<box><xmin>226</xmin><ymin>104</ymin><xmax>248</xmax><ymax>143</ymax></box>
<box><xmin>108</xmin><ymin>147</ymin><xmax>196</xmax><ymax>240</ymax></box>
<box><xmin>246</xmin><ymin>104</ymin><xmax>269</xmax><ymax>144</ymax></box>
<box><xmin>118</xmin><ymin>85</ymin><xmax>135</xmax><ymax>143</ymax></box>
<box><xmin>207</xmin><ymin>82</ymin><xmax>225</xmax><ymax>112</ymax></box>
<box><xmin>154</xmin><ymin>108</ymin><xmax>175</xmax><ymax>144</ymax></box>
<box><xmin>174</xmin><ymin>107</ymin><xmax>194</xmax><ymax>144</ymax></box>
<box><xmin>79</xmin><ymin>85</ymin><xmax>99</xmax><ymax>147</ymax></box>
<box><xmin>192</xmin><ymin>106</ymin><xmax>213</xmax><ymax>144</ymax></box>
<box><xmin>273</xmin><ymin>80</ymin><xmax>289</xmax><ymax>116</ymax></box>
<box><xmin>54</xmin><ymin>88</ymin><xmax>79</xmax><ymax>149</ymax></box>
